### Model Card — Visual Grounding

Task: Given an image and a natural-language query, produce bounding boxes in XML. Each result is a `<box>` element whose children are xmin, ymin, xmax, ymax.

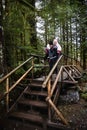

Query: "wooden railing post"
<box><xmin>60</xmin><ymin>67</ymin><xmax>63</xmax><ymax>89</ymax></box>
<box><xmin>48</xmin><ymin>79</ymin><xmax>51</xmax><ymax>97</ymax></box>
<box><xmin>47</xmin><ymin>79</ymin><xmax>51</xmax><ymax>121</ymax></box>
<box><xmin>32</xmin><ymin>57</ymin><xmax>34</xmax><ymax>79</ymax></box>
<box><xmin>46</xmin><ymin>97</ymin><xmax>69</xmax><ymax>125</ymax></box>
<box><xmin>6</xmin><ymin>78</ymin><xmax>9</xmax><ymax>112</ymax></box>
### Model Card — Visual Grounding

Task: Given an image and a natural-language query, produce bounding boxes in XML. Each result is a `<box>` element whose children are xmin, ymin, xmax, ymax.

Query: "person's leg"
<box><xmin>49</xmin><ymin>60</ymin><xmax>53</xmax><ymax>71</ymax></box>
<box><xmin>53</xmin><ymin>58</ymin><xmax>58</xmax><ymax>74</ymax></box>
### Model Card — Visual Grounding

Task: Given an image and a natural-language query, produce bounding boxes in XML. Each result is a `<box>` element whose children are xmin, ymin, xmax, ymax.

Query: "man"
<box><xmin>44</xmin><ymin>40</ymin><xmax>58</xmax><ymax>73</ymax></box>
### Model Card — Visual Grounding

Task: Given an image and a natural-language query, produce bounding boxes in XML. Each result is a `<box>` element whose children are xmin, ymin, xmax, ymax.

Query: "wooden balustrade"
<box><xmin>0</xmin><ymin>53</ymin><xmax>82</xmax><ymax>125</ymax></box>
<box><xmin>0</xmin><ymin>56</ymin><xmax>35</xmax><ymax>111</ymax></box>
<box><xmin>42</xmin><ymin>54</ymin><xmax>82</xmax><ymax>125</ymax></box>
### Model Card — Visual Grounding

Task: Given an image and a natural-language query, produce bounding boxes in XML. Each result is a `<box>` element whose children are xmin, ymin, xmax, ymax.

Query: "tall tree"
<box><xmin>3</xmin><ymin>0</ymin><xmax>38</xmax><ymax>72</ymax></box>
<box><xmin>0</xmin><ymin>0</ymin><xmax>3</xmax><ymax>75</ymax></box>
<box><xmin>28</xmin><ymin>0</ymin><xmax>37</xmax><ymax>47</ymax></box>
<box><xmin>0</xmin><ymin>1</ymin><xmax>3</xmax><ymax>48</ymax></box>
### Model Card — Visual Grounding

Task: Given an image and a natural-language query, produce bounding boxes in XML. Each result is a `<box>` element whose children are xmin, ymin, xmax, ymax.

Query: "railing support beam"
<box><xmin>46</xmin><ymin>97</ymin><xmax>69</xmax><ymax>125</ymax></box>
<box><xmin>6</xmin><ymin>78</ymin><xmax>9</xmax><ymax>112</ymax></box>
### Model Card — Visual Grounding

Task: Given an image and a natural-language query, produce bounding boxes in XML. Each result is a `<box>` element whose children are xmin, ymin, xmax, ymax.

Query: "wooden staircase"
<box><xmin>0</xmin><ymin>55</ymin><xmax>82</xmax><ymax>130</ymax></box>
<box><xmin>7</xmin><ymin>70</ymin><xmax>80</xmax><ymax>129</ymax></box>
<box><xmin>8</xmin><ymin>78</ymin><xmax>48</xmax><ymax>128</ymax></box>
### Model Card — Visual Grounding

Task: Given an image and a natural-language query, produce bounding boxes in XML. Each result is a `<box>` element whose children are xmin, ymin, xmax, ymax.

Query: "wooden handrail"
<box><xmin>0</xmin><ymin>57</ymin><xmax>33</xmax><ymax>83</ymax></box>
<box><xmin>0</xmin><ymin>56</ymin><xmax>34</xmax><ymax>112</ymax></box>
<box><xmin>42</xmin><ymin>55</ymin><xmax>68</xmax><ymax>124</ymax></box>
<box><xmin>4</xmin><ymin>66</ymin><xmax>33</xmax><ymax>94</ymax></box>
<box><xmin>29</xmin><ymin>53</ymin><xmax>44</xmax><ymax>58</ymax></box>
<box><xmin>42</xmin><ymin>55</ymin><xmax>63</xmax><ymax>88</ymax></box>
<box><xmin>46</xmin><ymin>66</ymin><xmax>70</xmax><ymax>125</ymax></box>
<box><xmin>51</xmin><ymin>66</ymin><xmax>63</xmax><ymax>97</ymax></box>
<box><xmin>43</xmin><ymin>54</ymin><xmax>81</xmax><ymax>125</ymax></box>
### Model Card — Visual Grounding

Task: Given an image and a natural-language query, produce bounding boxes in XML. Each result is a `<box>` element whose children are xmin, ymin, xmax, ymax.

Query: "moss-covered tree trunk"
<box><xmin>29</xmin><ymin>0</ymin><xmax>37</xmax><ymax>48</ymax></box>
<box><xmin>0</xmin><ymin>0</ymin><xmax>4</xmax><ymax>75</ymax></box>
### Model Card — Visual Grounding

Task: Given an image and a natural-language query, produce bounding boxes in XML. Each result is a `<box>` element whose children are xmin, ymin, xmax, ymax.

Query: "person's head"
<box><xmin>53</xmin><ymin>39</ymin><xmax>58</xmax><ymax>46</ymax></box>
<box><xmin>49</xmin><ymin>40</ymin><xmax>53</xmax><ymax>48</ymax></box>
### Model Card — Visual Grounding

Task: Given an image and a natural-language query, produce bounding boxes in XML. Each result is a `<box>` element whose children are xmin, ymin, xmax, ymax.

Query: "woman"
<box><xmin>53</xmin><ymin>39</ymin><xmax>62</xmax><ymax>58</ymax></box>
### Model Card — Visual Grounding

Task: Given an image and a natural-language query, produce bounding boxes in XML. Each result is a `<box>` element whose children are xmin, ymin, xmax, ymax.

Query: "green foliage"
<box><xmin>81</xmin><ymin>71</ymin><xmax>87</xmax><ymax>82</ymax></box>
<box><xmin>3</xmin><ymin>0</ymin><xmax>39</xmax><ymax>69</ymax></box>
<box><xmin>81</xmin><ymin>93</ymin><xmax>87</xmax><ymax>101</ymax></box>
<box><xmin>14</xmin><ymin>68</ymin><xmax>26</xmax><ymax>79</ymax></box>
<box><xmin>2</xmin><ymin>0</ymin><xmax>87</xmax><ymax>72</ymax></box>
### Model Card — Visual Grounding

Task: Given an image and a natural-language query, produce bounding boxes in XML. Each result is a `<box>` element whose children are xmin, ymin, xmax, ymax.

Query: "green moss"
<box><xmin>81</xmin><ymin>71</ymin><xmax>87</xmax><ymax>82</ymax></box>
<box><xmin>81</xmin><ymin>93</ymin><xmax>87</xmax><ymax>101</ymax></box>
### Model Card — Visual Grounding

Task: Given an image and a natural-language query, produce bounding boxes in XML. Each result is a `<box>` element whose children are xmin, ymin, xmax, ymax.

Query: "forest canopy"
<box><xmin>0</xmin><ymin>0</ymin><xmax>87</xmax><ymax>75</ymax></box>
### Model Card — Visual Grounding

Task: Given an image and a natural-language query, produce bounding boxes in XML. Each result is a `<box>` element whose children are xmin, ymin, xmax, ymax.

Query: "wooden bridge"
<box><xmin>0</xmin><ymin>54</ymin><xmax>82</xmax><ymax>130</ymax></box>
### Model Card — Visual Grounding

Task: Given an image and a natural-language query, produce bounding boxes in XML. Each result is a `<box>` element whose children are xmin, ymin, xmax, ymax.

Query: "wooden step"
<box><xmin>73</xmin><ymin>76</ymin><xmax>81</xmax><ymax>80</ymax></box>
<box><xmin>24</xmin><ymin>90</ymin><xmax>47</xmax><ymax>97</ymax></box>
<box><xmin>26</xmin><ymin>78</ymin><xmax>45</xmax><ymax>84</ymax></box>
<box><xmin>63</xmin><ymin>80</ymin><xmax>78</xmax><ymax>84</ymax></box>
<box><xmin>28</xmin><ymin>82</ymin><xmax>47</xmax><ymax>91</ymax></box>
<box><xmin>18</xmin><ymin>99</ymin><xmax>47</xmax><ymax>108</ymax></box>
<box><xmin>29</xmin><ymin>83</ymin><xmax>42</xmax><ymax>88</ymax></box>
<box><xmin>9</xmin><ymin>111</ymin><xmax>43</xmax><ymax>123</ymax></box>
<box><xmin>31</xmin><ymin>78</ymin><xmax>45</xmax><ymax>83</ymax></box>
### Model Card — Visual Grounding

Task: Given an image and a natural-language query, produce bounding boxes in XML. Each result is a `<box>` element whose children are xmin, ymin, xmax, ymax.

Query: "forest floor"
<box><xmin>58</xmin><ymin>94</ymin><xmax>87</xmax><ymax>129</ymax></box>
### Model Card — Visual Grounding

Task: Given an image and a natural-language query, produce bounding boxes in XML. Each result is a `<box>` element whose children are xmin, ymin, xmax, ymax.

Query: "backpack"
<box><xmin>48</xmin><ymin>47</ymin><xmax>58</xmax><ymax>60</ymax></box>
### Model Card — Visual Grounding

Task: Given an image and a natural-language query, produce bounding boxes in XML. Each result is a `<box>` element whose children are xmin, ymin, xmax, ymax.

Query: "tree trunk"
<box><xmin>29</xmin><ymin>0</ymin><xmax>37</xmax><ymax>48</ymax></box>
<box><xmin>0</xmin><ymin>0</ymin><xmax>4</xmax><ymax>75</ymax></box>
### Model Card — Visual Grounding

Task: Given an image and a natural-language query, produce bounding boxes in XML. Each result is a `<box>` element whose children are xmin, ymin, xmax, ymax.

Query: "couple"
<box><xmin>45</xmin><ymin>39</ymin><xmax>62</xmax><ymax>74</ymax></box>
